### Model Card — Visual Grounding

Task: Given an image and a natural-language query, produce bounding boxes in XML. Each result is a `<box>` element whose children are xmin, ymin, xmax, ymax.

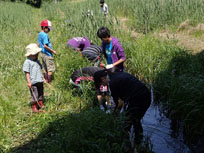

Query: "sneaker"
<box><xmin>99</xmin><ymin>105</ymin><xmax>105</xmax><ymax>111</ymax></box>
<box><xmin>120</xmin><ymin>107</ymin><xmax>124</xmax><ymax>113</ymax></box>
<box><xmin>105</xmin><ymin>109</ymin><xmax>111</xmax><ymax>114</ymax></box>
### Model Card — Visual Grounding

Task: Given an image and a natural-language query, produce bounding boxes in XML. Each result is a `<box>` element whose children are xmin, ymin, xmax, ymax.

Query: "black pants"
<box><xmin>29</xmin><ymin>82</ymin><xmax>44</xmax><ymax>103</ymax></box>
<box><xmin>125</xmin><ymin>88</ymin><xmax>151</xmax><ymax>145</ymax></box>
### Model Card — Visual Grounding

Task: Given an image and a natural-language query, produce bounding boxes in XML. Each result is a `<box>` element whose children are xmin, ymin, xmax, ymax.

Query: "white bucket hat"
<box><xmin>25</xmin><ymin>43</ymin><xmax>42</xmax><ymax>57</ymax></box>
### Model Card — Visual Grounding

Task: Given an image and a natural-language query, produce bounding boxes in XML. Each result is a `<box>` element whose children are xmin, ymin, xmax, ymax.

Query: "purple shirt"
<box><xmin>102</xmin><ymin>37</ymin><xmax>126</xmax><ymax>71</ymax></box>
<box><xmin>67</xmin><ymin>37</ymin><xmax>91</xmax><ymax>51</ymax></box>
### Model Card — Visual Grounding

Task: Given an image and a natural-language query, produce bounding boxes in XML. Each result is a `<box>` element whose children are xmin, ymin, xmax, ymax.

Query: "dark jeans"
<box><xmin>29</xmin><ymin>82</ymin><xmax>44</xmax><ymax>103</ymax></box>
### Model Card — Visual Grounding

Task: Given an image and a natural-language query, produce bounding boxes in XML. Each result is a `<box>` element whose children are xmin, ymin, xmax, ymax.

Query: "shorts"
<box><xmin>29</xmin><ymin>82</ymin><xmax>44</xmax><ymax>103</ymax></box>
<box><xmin>41</xmin><ymin>53</ymin><xmax>56</xmax><ymax>72</ymax></box>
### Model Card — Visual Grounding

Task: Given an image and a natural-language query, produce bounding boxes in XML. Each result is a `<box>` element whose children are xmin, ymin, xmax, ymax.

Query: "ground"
<box><xmin>118</xmin><ymin>18</ymin><xmax>204</xmax><ymax>53</ymax></box>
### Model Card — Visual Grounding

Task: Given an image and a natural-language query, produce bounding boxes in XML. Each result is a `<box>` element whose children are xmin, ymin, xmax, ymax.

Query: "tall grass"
<box><xmin>0</xmin><ymin>1</ymin><xmax>153</xmax><ymax>152</ymax></box>
<box><xmin>109</xmin><ymin>0</ymin><xmax>204</xmax><ymax>32</ymax></box>
<box><xmin>153</xmin><ymin>51</ymin><xmax>204</xmax><ymax>142</ymax></box>
<box><xmin>0</xmin><ymin>0</ymin><xmax>204</xmax><ymax>152</ymax></box>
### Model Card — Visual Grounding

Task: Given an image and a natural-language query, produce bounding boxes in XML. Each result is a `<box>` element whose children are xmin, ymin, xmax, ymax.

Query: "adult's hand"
<box><xmin>106</xmin><ymin>64</ymin><xmax>114</xmax><ymax>69</ymax></box>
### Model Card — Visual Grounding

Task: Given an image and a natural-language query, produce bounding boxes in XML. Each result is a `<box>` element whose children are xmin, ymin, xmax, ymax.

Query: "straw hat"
<box><xmin>25</xmin><ymin>43</ymin><xmax>42</xmax><ymax>56</ymax></box>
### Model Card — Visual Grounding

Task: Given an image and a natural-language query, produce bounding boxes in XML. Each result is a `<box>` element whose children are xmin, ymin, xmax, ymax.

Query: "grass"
<box><xmin>109</xmin><ymin>0</ymin><xmax>204</xmax><ymax>33</ymax></box>
<box><xmin>153</xmin><ymin>51</ymin><xmax>204</xmax><ymax>142</ymax></box>
<box><xmin>0</xmin><ymin>0</ymin><xmax>204</xmax><ymax>152</ymax></box>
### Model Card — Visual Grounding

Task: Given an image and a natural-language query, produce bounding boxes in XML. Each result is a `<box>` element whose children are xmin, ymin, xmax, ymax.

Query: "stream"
<box><xmin>141</xmin><ymin>87</ymin><xmax>192</xmax><ymax>153</ymax></box>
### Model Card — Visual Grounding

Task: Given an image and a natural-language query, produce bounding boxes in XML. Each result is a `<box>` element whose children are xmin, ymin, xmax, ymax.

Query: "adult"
<box><xmin>97</xmin><ymin>27</ymin><xmax>126</xmax><ymax>72</ymax></box>
<box><xmin>94</xmin><ymin>70</ymin><xmax>151</xmax><ymax>144</ymax></box>
<box><xmin>67</xmin><ymin>37</ymin><xmax>91</xmax><ymax>52</ymax></box>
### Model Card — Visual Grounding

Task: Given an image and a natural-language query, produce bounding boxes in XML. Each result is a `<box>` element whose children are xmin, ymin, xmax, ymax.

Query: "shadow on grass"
<box><xmin>8</xmin><ymin>105</ymin><xmax>154</xmax><ymax>153</ymax></box>
<box><xmin>153</xmin><ymin>50</ymin><xmax>204</xmax><ymax>152</ymax></box>
<box><xmin>9</xmin><ymin>109</ymin><xmax>128</xmax><ymax>153</ymax></box>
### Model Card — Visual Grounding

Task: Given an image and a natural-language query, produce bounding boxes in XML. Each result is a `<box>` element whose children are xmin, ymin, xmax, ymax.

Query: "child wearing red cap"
<box><xmin>38</xmin><ymin>20</ymin><xmax>57</xmax><ymax>83</ymax></box>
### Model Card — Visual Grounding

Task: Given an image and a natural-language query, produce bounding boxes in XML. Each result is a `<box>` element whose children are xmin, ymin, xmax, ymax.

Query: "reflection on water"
<box><xmin>142</xmin><ymin>87</ymin><xmax>192</xmax><ymax>153</ymax></box>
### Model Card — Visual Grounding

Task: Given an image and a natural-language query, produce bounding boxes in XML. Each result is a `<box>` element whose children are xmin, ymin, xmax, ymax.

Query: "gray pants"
<box><xmin>29</xmin><ymin>82</ymin><xmax>44</xmax><ymax>103</ymax></box>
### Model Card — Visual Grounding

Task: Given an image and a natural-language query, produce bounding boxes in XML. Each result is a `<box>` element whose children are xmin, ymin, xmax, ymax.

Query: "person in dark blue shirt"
<box><xmin>94</xmin><ymin>70</ymin><xmax>151</xmax><ymax>145</ymax></box>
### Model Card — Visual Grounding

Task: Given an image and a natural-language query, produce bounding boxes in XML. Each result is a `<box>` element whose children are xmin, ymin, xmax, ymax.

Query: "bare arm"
<box><xmin>113</xmin><ymin>58</ymin><xmax>125</xmax><ymax>67</ymax></box>
<box><xmin>97</xmin><ymin>95</ymin><xmax>103</xmax><ymax>104</ymax></box>
<box><xmin>44</xmin><ymin>44</ymin><xmax>57</xmax><ymax>55</ymax></box>
<box><xmin>25</xmin><ymin>72</ymin><xmax>32</xmax><ymax>88</ymax></box>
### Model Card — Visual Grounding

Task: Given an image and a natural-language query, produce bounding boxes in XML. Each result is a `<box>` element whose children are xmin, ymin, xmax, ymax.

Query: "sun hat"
<box><xmin>25</xmin><ymin>43</ymin><xmax>42</xmax><ymax>57</ymax></box>
<box><xmin>40</xmin><ymin>20</ymin><xmax>53</xmax><ymax>30</ymax></box>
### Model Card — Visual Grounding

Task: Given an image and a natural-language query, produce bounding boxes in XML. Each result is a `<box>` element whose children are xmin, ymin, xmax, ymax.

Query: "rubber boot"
<box><xmin>38</xmin><ymin>100</ymin><xmax>45</xmax><ymax>109</ymax></box>
<box><xmin>32</xmin><ymin>103</ymin><xmax>39</xmax><ymax>113</ymax></box>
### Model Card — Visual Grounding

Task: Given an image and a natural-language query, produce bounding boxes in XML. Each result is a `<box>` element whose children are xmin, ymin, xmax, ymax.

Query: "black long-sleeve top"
<box><xmin>109</xmin><ymin>72</ymin><xmax>149</xmax><ymax>105</ymax></box>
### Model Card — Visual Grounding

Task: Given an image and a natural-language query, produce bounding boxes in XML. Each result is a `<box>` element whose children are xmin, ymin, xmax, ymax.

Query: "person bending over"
<box><xmin>94</xmin><ymin>70</ymin><xmax>151</xmax><ymax>145</ymax></box>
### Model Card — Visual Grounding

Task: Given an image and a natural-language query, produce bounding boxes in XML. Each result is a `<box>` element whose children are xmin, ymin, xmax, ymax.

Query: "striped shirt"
<box><xmin>23</xmin><ymin>58</ymin><xmax>43</xmax><ymax>85</ymax></box>
<box><xmin>81</xmin><ymin>45</ymin><xmax>103</xmax><ymax>61</ymax></box>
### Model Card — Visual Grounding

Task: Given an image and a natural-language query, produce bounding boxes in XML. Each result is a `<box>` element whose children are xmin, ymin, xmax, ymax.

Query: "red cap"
<box><xmin>41</xmin><ymin>20</ymin><xmax>53</xmax><ymax>30</ymax></box>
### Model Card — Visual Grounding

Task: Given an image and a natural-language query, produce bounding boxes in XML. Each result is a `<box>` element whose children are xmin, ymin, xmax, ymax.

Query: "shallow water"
<box><xmin>142</xmin><ymin>87</ymin><xmax>192</xmax><ymax>153</ymax></box>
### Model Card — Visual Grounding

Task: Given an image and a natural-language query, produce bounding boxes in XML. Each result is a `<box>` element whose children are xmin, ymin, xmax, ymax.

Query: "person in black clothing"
<box><xmin>70</xmin><ymin>67</ymin><xmax>102</xmax><ymax>88</ymax></box>
<box><xmin>94</xmin><ymin>70</ymin><xmax>151</xmax><ymax>145</ymax></box>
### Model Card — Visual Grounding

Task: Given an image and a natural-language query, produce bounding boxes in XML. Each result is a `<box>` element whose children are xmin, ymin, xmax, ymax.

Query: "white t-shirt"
<box><xmin>101</xmin><ymin>3</ymin><xmax>108</xmax><ymax>15</ymax></box>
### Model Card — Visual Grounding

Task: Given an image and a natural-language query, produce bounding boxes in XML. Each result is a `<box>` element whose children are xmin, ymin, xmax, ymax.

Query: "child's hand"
<box><xmin>43</xmin><ymin>79</ymin><xmax>48</xmax><ymax>84</ymax></box>
<box><xmin>53</xmin><ymin>50</ymin><xmax>57</xmax><ymax>55</ymax></box>
<box><xmin>27</xmin><ymin>82</ymin><xmax>32</xmax><ymax>88</ymax></box>
<box><xmin>100</xmin><ymin>62</ymin><xmax>105</xmax><ymax>68</ymax></box>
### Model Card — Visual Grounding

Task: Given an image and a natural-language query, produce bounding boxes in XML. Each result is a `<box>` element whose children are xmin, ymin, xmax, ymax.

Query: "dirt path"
<box><xmin>118</xmin><ymin>17</ymin><xmax>204</xmax><ymax>53</ymax></box>
<box><xmin>155</xmin><ymin>31</ymin><xmax>204</xmax><ymax>53</ymax></box>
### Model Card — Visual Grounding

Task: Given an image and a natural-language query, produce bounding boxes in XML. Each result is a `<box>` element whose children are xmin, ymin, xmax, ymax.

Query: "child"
<box><xmin>38</xmin><ymin>20</ymin><xmax>57</xmax><ymax>83</ymax></box>
<box><xmin>97</xmin><ymin>26</ymin><xmax>126</xmax><ymax>72</ymax></box>
<box><xmin>23</xmin><ymin>43</ymin><xmax>45</xmax><ymax>113</ymax></box>
<box><xmin>100</xmin><ymin>0</ymin><xmax>108</xmax><ymax>16</ymax></box>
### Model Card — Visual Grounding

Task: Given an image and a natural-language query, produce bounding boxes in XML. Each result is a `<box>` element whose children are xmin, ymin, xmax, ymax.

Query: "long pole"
<box><xmin>31</xmin><ymin>88</ymin><xmax>40</xmax><ymax>107</ymax></box>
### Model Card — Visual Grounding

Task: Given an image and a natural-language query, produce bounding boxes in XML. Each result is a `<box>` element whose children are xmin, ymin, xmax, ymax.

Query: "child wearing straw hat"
<box><xmin>23</xmin><ymin>43</ymin><xmax>45</xmax><ymax>113</ymax></box>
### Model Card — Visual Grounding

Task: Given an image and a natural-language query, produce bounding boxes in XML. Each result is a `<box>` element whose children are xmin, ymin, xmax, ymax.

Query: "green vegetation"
<box><xmin>0</xmin><ymin>0</ymin><xmax>204</xmax><ymax>152</ymax></box>
<box><xmin>110</xmin><ymin>0</ymin><xmax>204</xmax><ymax>33</ymax></box>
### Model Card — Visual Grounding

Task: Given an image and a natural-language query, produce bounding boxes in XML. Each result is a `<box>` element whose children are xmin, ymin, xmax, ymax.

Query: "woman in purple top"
<box><xmin>67</xmin><ymin>37</ymin><xmax>91</xmax><ymax>52</ymax></box>
<box><xmin>97</xmin><ymin>27</ymin><xmax>126</xmax><ymax>72</ymax></box>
